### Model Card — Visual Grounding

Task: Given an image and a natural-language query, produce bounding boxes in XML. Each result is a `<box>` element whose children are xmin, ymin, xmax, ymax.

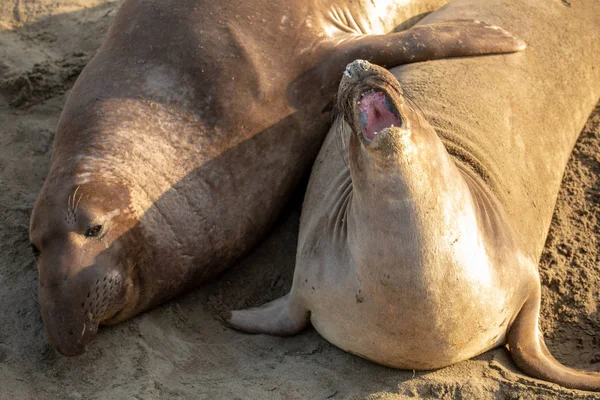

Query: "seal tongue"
<box><xmin>358</xmin><ymin>91</ymin><xmax>401</xmax><ymax>140</ymax></box>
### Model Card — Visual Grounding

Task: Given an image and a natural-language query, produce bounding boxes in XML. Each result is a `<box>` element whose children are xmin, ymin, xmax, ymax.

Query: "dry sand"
<box><xmin>0</xmin><ymin>1</ymin><xmax>599</xmax><ymax>399</ymax></box>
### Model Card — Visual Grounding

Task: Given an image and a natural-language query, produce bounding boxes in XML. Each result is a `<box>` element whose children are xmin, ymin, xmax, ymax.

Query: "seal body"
<box><xmin>29</xmin><ymin>0</ymin><xmax>526</xmax><ymax>356</ymax></box>
<box><xmin>229</xmin><ymin>0</ymin><xmax>600</xmax><ymax>391</ymax></box>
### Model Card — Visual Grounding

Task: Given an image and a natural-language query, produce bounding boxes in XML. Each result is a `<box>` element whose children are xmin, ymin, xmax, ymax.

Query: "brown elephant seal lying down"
<box><xmin>229</xmin><ymin>0</ymin><xmax>600</xmax><ymax>391</ymax></box>
<box><xmin>28</xmin><ymin>0</ymin><xmax>525</xmax><ymax>356</ymax></box>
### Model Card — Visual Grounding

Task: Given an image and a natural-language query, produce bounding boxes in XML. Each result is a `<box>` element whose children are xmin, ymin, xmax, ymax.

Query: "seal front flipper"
<box><xmin>508</xmin><ymin>280</ymin><xmax>600</xmax><ymax>391</ymax></box>
<box><xmin>340</xmin><ymin>19</ymin><xmax>526</xmax><ymax>68</ymax></box>
<box><xmin>228</xmin><ymin>294</ymin><xmax>310</xmax><ymax>336</ymax></box>
<box><xmin>292</xmin><ymin>20</ymin><xmax>525</xmax><ymax>109</ymax></box>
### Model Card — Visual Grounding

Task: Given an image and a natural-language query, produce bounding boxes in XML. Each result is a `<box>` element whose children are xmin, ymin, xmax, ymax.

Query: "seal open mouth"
<box><xmin>358</xmin><ymin>89</ymin><xmax>402</xmax><ymax>141</ymax></box>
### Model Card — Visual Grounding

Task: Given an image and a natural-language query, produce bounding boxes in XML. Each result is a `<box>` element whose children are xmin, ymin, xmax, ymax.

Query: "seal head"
<box><xmin>337</xmin><ymin>59</ymin><xmax>432</xmax><ymax>156</ymax></box>
<box><xmin>30</xmin><ymin>180</ymin><xmax>139</xmax><ymax>356</ymax></box>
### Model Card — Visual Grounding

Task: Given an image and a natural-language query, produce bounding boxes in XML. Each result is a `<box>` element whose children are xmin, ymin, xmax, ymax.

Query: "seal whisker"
<box><xmin>402</xmin><ymin>91</ymin><xmax>427</xmax><ymax>123</ymax></box>
<box><xmin>72</xmin><ymin>186</ymin><xmax>80</xmax><ymax>209</ymax></box>
<box><xmin>333</xmin><ymin>91</ymin><xmax>352</xmax><ymax>167</ymax></box>
<box><xmin>335</xmin><ymin>117</ymin><xmax>351</xmax><ymax>168</ymax></box>
<box><xmin>74</xmin><ymin>190</ymin><xmax>84</xmax><ymax>215</ymax></box>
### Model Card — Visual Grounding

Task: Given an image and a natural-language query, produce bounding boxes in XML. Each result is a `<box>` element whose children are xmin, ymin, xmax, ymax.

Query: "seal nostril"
<box><xmin>355</xmin><ymin>59</ymin><xmax>370</xmax><ymax>72</ymax></box>
<box><xmin>68</xmin><ymin>329</ymin><xmax>74</xmax><ymax>336</ymax></box>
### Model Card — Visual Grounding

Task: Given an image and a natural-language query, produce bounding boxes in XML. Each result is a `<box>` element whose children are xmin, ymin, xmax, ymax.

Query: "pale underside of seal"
<box><xmin>229</xmin><ymin>0</ymin><xmax>600</xmax><ymax>392</ymax></box>
<box><xmin>28</xmin><ymin>0</ymin><xmax>526</xmax><ymax>356</ymax></box>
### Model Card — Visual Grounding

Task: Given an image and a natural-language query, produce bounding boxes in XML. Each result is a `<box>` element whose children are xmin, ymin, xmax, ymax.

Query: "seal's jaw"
<box><xmin>357</xmin><ymin>89</ymin><xmax>403</xmax><ymax>143</ymax></box>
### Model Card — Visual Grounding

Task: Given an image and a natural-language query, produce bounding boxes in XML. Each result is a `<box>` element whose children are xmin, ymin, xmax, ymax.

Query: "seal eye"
<box><xmin>85</xmin><ymin>225</ymin><xmax>103</xmax><ymax>238</ymax></box>
<box><xmin>30</xmin><ymin>243</ymin><xmax>41</xmax><ymax>259</ymax></box>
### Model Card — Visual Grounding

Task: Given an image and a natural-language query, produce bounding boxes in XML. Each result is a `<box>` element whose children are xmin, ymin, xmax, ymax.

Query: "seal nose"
<box><xmin>39</xmin><ymin>290</ymin><xmax>99</xmax><ymax>356</ymax></box>
<box><xmin>38</xmin><ymin>260</ymin><xmax>121</xmax><ymax>356</ymax></box>
<box><xmin>343</xmin><ymin>60</ymin><xmax>375</xmax><ymax>82</ymax></box>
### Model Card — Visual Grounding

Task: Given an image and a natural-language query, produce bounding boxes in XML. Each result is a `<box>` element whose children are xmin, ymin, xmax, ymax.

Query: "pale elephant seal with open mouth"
<box><xmin>229</xmin><ymin>0</ymin><xmax>600</xmax><ymax>391</ymax></box>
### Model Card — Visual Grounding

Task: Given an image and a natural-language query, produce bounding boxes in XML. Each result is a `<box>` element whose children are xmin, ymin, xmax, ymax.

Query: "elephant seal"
<box><xmin>29</xmin><ymin>0</ymin><xmax>525</xmax><ymax>356</ymax></box>
<box><xmin>229</xmin><ymin>0</ymin><xmax>600</xmax><ymax>391</ymax></box>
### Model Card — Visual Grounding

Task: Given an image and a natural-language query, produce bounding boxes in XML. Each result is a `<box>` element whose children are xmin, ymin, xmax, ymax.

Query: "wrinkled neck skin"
<box><xmin>345</xmin><ymin>108</ymin><xmax>518</xmax><ymax>283</ymax></box>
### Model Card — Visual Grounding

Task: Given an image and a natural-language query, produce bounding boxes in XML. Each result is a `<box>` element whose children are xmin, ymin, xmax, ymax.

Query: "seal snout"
<box><xmin>40</xmin><ymin>293</ymin><xmax>100</xmax><ymax>357</ymax></box>
<box><xmin>338</xmin><ymin>60</ymin><xmax>406</xmax><ymax>145</ymax></box>
<box><xmin>343</xmin><ymin>60</ymin><xmax>376</xmax><ymax>83</ymax></box>
<box><xmin>39</xmin><ymin>265</ymin><xmax>125</xmax><ymax>356</ymax></box>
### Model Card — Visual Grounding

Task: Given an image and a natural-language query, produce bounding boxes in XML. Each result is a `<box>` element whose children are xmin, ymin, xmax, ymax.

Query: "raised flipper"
<box><xmin>227</xmin><ymin>294</ymin><xmax>310</xmax><ymax>336</ymax></box>
<box><xmin>289</xmin><ymin>19</ymin><xmax>526</xmax><ymax>107</ymax></box>
<box><xmin>507</xmin><ymin>281</ymin><xmax>600</xmax><ymax>391</ymax></box>
<box><xmin>344</xmin><ymin>19</ymin><xmax>526</xmax><ymax>68</ymax></box>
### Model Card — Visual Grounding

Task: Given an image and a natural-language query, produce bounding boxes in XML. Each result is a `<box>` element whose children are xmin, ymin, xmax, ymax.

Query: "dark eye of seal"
<box><xmin>30</xmin><ymin>243</ymin><xmax>41</xmax><ymax>259</ymax></box>
<box><xmin>85</xmin><ymin>225</ymin><xmax>103</xmax><ymax>238</ymax></box>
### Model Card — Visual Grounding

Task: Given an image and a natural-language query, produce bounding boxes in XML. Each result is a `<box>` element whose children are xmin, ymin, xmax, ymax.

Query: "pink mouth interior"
<box><xmin>358</xmin><ymin>91</ymin><xmax>401</xmax><ymax>140</ymax></box>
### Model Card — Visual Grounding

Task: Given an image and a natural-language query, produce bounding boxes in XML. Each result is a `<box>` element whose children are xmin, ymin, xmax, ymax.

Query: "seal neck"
<box><xmin>348</xmin><ymin>115</ymin><xmax>463</xmax><ymax>216</ymax></box>
<box><xmin>346</xmin><ymin>120</ymin><xmax>513</xmax><ymax>273</ymax></box>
